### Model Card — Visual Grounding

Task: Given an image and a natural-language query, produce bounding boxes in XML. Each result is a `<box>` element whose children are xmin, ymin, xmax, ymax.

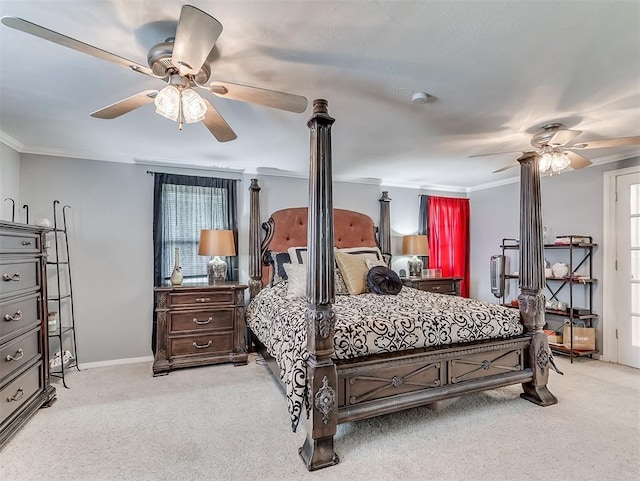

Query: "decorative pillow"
<box><xmin>338</xmin><ymin>246</ymin><xmax>383</xmax><ymax>261</ymax></box>
<box><xmin>334</xmin><ymin>250</ymin><xmax>369</xmax><ymax>295</ymax></box>
<box><xmin>287</xmin><ymin>246</ymin><xmax>307</xmax><ymax>264</ymax></box>
<box><xmin>367</xmin><ymin>266</ymin><xmax>403</xmax><ymax>295</ymax></box>
<box><xmin>283</xmin><ymin>263</ymin><xmax>306</xmax><ymax>299</ymax></box>
<box><xmin>365</xmin><ymin>258</ymin><xmax>387</xmax><ymax>270</ymax></box>
<box><xmin>288</xmin><ymin>246</ymin><xmax>349</xmax><ymax>295</ymax></box>
<box><xmin>268</xmin><ymin>251</ymin><xmax>292</xmax><ymax>286</ymax></box>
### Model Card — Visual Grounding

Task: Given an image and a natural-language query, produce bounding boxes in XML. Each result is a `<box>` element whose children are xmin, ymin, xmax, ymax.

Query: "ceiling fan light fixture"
<box><xmin>551</xmin><ymin>151</ymin><xmax>570</xmax><ymax>173</ymax></box>
<box><xmin>538</xmin><ymin>152</ymin><xmax>553</xmax><ymax>172</ymax></box>
<box><xmin>181</xmin><ymin>88</ymin><xmax>207</xmax><ymax>123</ymax></box>
<box><xmin>154</xmin><ymin>84</ymin><xmax>181</xmax><ymax>121</ymax></box>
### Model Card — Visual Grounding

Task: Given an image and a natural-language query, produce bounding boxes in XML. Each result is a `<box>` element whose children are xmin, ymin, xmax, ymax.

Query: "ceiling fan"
<box><xmin>470</xmin><ymin>123</ymin><xmax>640</xmax><ymax>174</ymax></box>
<box><xmin>1</xmin><ymin>5</ymin><xmax>308</xmax><ymax>142</ymax></box>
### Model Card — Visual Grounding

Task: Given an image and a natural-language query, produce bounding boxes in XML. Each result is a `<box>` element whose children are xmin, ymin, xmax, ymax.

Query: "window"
<box><xmin>152</xmin><ymin>173</ymin><xmax>239</xmax><ymax>285</ymax></box>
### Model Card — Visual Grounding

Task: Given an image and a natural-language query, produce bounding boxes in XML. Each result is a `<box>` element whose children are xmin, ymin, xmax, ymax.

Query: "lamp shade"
<box><xmin>402</xmin><ymin>235</ymin><xmax>429</xmax><ymax>256</ymax></box>
<box><xmin>198</xmin><ymin>229</ymin><xmax>236</xmax><ymax>256</ymax></box>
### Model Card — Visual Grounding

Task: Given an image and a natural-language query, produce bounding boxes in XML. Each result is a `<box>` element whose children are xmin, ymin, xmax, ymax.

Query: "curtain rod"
<box><xmin>146</xmin><ymin>170</ymin><xmax>242</xmax><ymax>181</ymax></box>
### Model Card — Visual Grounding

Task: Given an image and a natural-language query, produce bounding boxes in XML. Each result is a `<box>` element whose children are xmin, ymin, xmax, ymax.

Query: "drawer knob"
<box><xmin>195</xmin><ymin>297</ymin><xmax>211</xmax><ymax>303</ymax></box>
<box><xmin>192</xmin><ymin>340</ymin><xmax>212</xmax><ymax>349</ymax></box>
<box><xmin>6</xmin><ymin>348</ymin><xmax>24</xmax><ymax>362</ymax></box>
<box><xmin>7</xmin><ymin>388</ymin><xmax>24</xmax><ymax>402</ymax></box>
<box><xmin>193</xmin><ymin>316</ymin><xmax>213</xmax><ymax>325</ymax></box>
<box><xmin>21</xmin><ymin>240</ymin><xmax>32</xmax><ymax>246</ymax></box>
<box><xmin>2</xmin><ymin>272</ymin><xmax>21</xmax><ymax>282</ymax></box>
<box><xmin>4</xmin><ymin>310</ymin><xmax>23</xmax><ymax>322</ymax></box>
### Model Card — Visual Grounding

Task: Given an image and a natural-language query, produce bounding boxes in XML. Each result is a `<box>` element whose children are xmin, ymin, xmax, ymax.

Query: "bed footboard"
<box><xmin>337</xmin><ymin>337</ymin><xmax>532</xmax><ymax>423</ymax></box>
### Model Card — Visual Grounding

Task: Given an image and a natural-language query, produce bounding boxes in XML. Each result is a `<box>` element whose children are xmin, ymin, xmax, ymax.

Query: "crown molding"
<box><xmin>0</xmin><ymin>130</ymin><xmax>24</xmax><ymax>152</ymax></box>
<box><xmin>133</xmin><ymin>157</ymin><xmax>245</xmax><ymax>174</ymax></box>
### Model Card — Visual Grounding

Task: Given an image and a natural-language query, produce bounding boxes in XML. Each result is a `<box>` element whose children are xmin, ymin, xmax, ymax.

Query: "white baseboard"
<box><xmin>78</xmin><ymin>355</ymin><xmax>153</xmax><ymax>370</ymax></box>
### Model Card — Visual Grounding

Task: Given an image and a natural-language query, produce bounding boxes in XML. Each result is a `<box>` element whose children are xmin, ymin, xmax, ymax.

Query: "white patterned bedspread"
<box><xmin>246</xmin><ymin>283</ymin><xmax>523</xmax><ymax>431</ymax></box>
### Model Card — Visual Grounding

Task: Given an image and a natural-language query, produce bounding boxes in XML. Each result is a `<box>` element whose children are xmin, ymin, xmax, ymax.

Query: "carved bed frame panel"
<box><xmin>247</xmin><ymin>100</ymin><xmax>556</xmax><ymax>471</ymax></box>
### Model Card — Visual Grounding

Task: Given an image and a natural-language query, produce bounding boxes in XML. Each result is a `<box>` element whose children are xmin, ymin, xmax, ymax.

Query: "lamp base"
<box><xmin>408</xmin><ymin>256</ymin><xmax>423</xmax><ymax>277</ymax></box>
<box><xmin>208</xmin><ymin>256</ymin><xmax>227</xmax><ymax>285</ymax></box>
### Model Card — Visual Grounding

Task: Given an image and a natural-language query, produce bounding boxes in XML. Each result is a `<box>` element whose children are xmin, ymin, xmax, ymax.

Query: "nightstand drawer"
<box><xmin>0</xmin><ymin>329</ymin><xmax>41</xmax><ymax>380</ymax></box>
<box><xmin>416</xmin><ymin>281</ymin><xmax>455</xmax><ymax>294</ymax></box>
<box><xmin>0</xmin><ymin>293</ymin><xmax>39</xmax><ymax>342</ymax></box>
<box><xmin>0</xmin><ymin>362</ymin><xmax>42</xmax><ymax>424</ymax></box>
<box><xmin>169</xmin><ymin>308</ymin><xmax>234</xmax><ymax>333</ymax></box>
<box><xmin>169</xmin><ymin>290</ymin><xmax>236</xmax><ymax>307</ymax></box>
<box><xmin>0</xmin><ymin>259</ymin><xmax>39</xmax><ymax>299</ymax></box>
<box><xmin>170</xmin><ymin>333</ymin><xmax>234</xmax><ymax>357</ymax></box>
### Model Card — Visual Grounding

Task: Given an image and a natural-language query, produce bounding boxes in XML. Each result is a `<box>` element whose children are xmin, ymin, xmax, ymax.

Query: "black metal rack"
<box><xmin>499</xmin><ymin>235</ymin><xmax>598</xmax><ymax>362</ymax></box>
<box><xmin>47</xmin><ymin>200</ymin><xmax>79</xmax><ymax>387</ymax></box>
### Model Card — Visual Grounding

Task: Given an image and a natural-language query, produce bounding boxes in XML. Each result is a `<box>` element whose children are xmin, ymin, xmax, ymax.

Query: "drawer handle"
<box><xmin>2</xmin><ymin>272</ymin><xmax>21</xmax><ymax>282</ymax></box>
<box><xmin>6</xmin><ymin>348</ymin><xmax>24</xmax><ymax>362</ymax></box>
<box><xmin>195</xmin><ymin>297</ymin><xmax>211</xmax><ymax>303</ymax></box>
<box><xmin>7</xmin><ymin>388</ymin><xmax>24</xmax><ymax>402</ymax></box>
<box><xmin>4</xmin><ymin>310</ymin><xmax>23</xmax><ymax>322</ymax></box>
<box><xmin>21</xmin><ymin>240</ymin><xmax>32</xmax><ymax>246</ymax></box>
<box><xmin>193</xmin><ymin>316</ymin><xmax>213</xmax><ymax>325</ymax></box>
<box><xmin>192</xmin><ymin>340</ymin><xmax>212</xmax><ymax>349</ymax></box>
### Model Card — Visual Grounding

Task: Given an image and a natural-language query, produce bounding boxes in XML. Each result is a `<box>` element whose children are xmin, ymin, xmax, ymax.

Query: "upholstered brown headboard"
<box><xmin>259</xmin><ymin>207</ymin><xmax>379</xmax><ymax>287</ymax></box>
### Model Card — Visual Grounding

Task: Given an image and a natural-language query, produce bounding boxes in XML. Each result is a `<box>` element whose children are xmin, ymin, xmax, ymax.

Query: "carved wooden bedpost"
<box><xmin>248</xmin><ymin>178</ymin><xmax>262</xmax><ymax>299</ymax></box>
<box><xmin>517</xmin><ymin>152</ymin><xmax>558</xmax><ymax>406</ymax></box>
<box><xmin>299</xmin><ymin>99</ymin><xmax>339</xmax><ymax>471</ymax></box>
<box><xmin>378</xmin><ymin>191</ymin><xmax>392</xmax><ymax>265</ymax></box>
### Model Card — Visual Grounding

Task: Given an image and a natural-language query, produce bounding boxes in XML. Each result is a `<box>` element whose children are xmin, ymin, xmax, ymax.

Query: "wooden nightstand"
<box><xmin>401</xmin><ymin>276</ymin><xmax>462</xmax><ymax>296</ymax></box>
<box><xmin>153</xmin><ymin>282</ymin><xmax>248</xmax><ymax>376</ymax></box>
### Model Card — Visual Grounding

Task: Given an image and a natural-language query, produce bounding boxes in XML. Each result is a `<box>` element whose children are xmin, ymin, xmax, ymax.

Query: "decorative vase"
<box><xmin>170</xmin><ymin>247</ymin><xmax>183</xmax><ymax>286</ymax></box>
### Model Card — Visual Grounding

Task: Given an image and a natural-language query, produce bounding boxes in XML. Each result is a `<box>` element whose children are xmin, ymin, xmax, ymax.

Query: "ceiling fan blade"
<box><xmin>1</xmin><ymin>16</ymin><xmax>154</xmax><ymax>77</ymax></box>
<box><xmin>171</xmin><ymin>5</ymin><xmax>222</xmax><ymax>77</ymax></box>
<box><xmin>469</xmin><ymin>150</ymin><xmax>524</xmax><ymax>158</ymax></box>
<box><xmin>492</xmin><ymin>161</ymin><xmax>519</xmax><ymax>173</ymax></box>
<box><xmin>565</xmin><ymin>151</ymin><xmax>593</xmax><ymax>170</ymax></box>
<box><xmin>202</xmin><ymin>99</ymin><xmax>237</xmax><ymax>142</ymax></box>
<box><xmin>208</xmin><ymin>81</ymin><xmax>308</xmax><ymax>113</ymax></box>
<box><xmin>90</xmin><ymin>90</ymin><xmax>158</xmax><ymax>119</ymax></box>
<box><xmin>569</xmin><ymin>136</ymin><xmax>640</xmax><ymax>150</ymax></box>
<box><xmin>549</xmin><ymin>129</ymin><xmax>582</xmax><ymax>146</ymax></box>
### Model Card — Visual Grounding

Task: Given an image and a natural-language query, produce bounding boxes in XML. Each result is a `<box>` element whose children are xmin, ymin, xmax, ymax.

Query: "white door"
<box><xmin>617</xmin><ymin>172</ymin><xmax>640</xmax><ymax>368</ymax></box>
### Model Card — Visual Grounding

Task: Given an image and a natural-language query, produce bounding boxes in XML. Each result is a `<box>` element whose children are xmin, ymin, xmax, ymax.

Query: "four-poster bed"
<box><xmin>246</xmin><ymin>99</ymin><xmax>557</xmax><ymax>471</ymax></box>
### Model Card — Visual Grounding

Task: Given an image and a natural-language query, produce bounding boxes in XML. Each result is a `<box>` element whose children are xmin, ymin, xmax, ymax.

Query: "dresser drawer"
<box><xmin>0</xmin><ymin>293</ymin><xmax>39</xmax><ymax>342</ymax></box>
<box><xmin>168</xmin><ymin>290</ymin><xmax>236</xmax><ymax>308</ymax></box>
<box><xmin>0</xmin><ymin>231</ymin><xmax>40</xmax><ymax>255</ymax></box>
<box><xmin>169</xmin><ymin>308</ymin><xmax>234</xmax><ymax>334</ymax></box>
<box><xmin>0</xmin><ymin>259</ymin><xmax>40</xmax><ymax>299</ymax></box>
<box><xmin>0</xmin><ymin>362</ymin><xmax>42</xmax><ymax>425</ymax></box>
<box><xmin>0</xmin><ymin>329</ymin><xmax>41</xmax><ymax>380</ymax></box>
<box><xmin>169</xmin><ymin>332</ymin><xmax>234</xmax><ymax>357</ymax></box>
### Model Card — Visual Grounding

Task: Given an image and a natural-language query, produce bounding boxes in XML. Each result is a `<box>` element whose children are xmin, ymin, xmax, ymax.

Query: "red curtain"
<box><xmin>427</xmin><ymin>196</ymin><xmax>470</xmax><ymax>297</ymax></box>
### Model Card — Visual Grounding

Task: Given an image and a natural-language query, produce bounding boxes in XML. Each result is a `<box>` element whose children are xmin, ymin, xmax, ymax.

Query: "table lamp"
<box><xmin>198</xmin><ymin>229</ymin><xmax>236</xmax><ymax>284</ymax></box>
<box><xmin>402</xmin><ymin>234</ymin><xmax>429</xmax><ymax>277</ymax></box>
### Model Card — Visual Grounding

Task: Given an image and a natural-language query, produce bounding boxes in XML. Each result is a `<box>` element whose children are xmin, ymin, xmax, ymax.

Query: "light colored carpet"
<box><xmin>1</xmin><ymin>355</ymin><xmax>638</xmax><ymax>481</ymax></box>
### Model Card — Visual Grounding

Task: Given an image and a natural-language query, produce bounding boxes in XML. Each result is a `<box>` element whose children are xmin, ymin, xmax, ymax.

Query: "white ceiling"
<box><xmin>1</xmin><ymin>0</ymin><xmax>639</xmax><ymax>191</ymax></box>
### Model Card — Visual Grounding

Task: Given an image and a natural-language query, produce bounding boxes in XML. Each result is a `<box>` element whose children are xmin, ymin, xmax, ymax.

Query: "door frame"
<box><xmin>602</xmin><ymin>165</ymin><xmax>640</xmax><ymax>363</ymax></box>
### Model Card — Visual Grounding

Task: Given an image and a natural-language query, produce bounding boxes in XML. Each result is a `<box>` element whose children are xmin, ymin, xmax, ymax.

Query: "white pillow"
<box><xmin>287</xmin><ymin>246</ymin><xmax>308</xmax><ymax>264</ymax></box>
<box><xmin>338</xmin><ymin>246</ymin><xmax>383</xmax><ymax>262</ymax></box>
<box><xmin>283</xmin><ymin>263</ymin><xmax>306</xmax><ymax>299</ymax></box>
<box><xmin>366</xmin><ymin>258</ymin><xmax>387</xmax><ymax>270</ymax></box>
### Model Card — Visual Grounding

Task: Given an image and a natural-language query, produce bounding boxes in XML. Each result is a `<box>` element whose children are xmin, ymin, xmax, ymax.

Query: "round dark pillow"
<box><xmin>367</xmin><ymin>266</ymin><xmax>403</xmax><ymax>295</ymax></box>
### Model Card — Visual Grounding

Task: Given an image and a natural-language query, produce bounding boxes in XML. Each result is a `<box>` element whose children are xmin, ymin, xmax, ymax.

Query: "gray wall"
<box><xmin>16</xmin><ymin>154</ymin><xmax>444</xmax><ymax>364</ymax></box>
<box><xmin>469</xmin><ymin>156</ymin><xmax>640</xmax><ymax>353</ymax></box>
<box><xmin>0</xmin><ymin>142</ymin><xmax>20</xmax><ymax>222</ymax></box>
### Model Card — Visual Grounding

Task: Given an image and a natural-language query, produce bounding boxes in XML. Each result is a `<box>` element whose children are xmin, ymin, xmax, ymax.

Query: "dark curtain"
<box><xmin>152</xmin><ymin>172</ymin><xmax>239</xmax><ymax>351</ymax></box>
<box><xmin>418</xmin><ymin>195</ymin><xmax>429</xmax><ymax>267</ymax></box>
<box><xmin>427</xmin><ymin>196</ymin><xmax>470</xmax><ymax>297</ymax></box>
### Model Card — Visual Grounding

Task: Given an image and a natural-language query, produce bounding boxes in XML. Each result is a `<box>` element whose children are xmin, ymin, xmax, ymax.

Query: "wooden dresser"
<box><xmin>153</xmin><ymin>282</ymin><xmax>248</xmax><ymax>376</ymax></box>
<box><xmin>401</xmin><ymin>276</ymin><xmax>462</xmax><ymax>296</ymax></box>
<box><xmin>0</xmin><ymin>221</ymin><xmax>56</xmax><ymax>449</ymax></box>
